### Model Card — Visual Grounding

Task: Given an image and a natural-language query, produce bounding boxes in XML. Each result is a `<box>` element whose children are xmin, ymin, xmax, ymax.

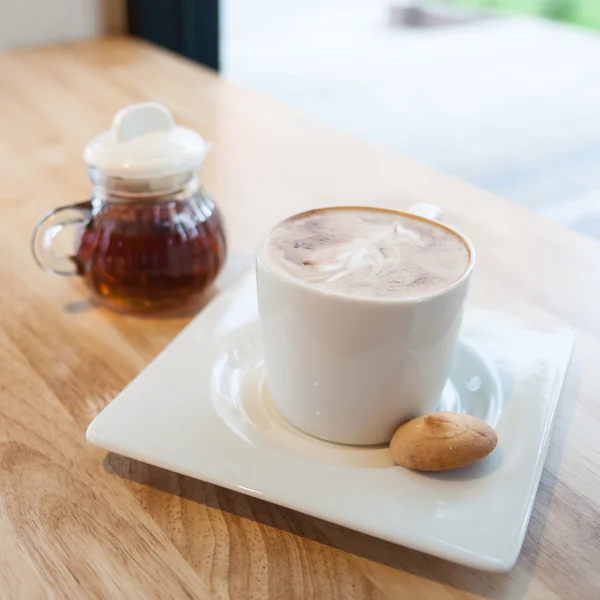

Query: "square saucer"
<box><xmin>87</xmin><ymin>268</ymin><xmax>574</xmax><ymax>572</ymax></box>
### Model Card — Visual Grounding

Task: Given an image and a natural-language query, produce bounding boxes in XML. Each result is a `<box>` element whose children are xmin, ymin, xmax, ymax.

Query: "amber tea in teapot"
<box><xmin>70</xmin><ymin>188</ymin><xmax>225</xmax><ymax>311</ymax></box>
<box><xmin>32</xmin><ymin>103</ymin><xmax>226</xmax><ymax>312</ymax></box>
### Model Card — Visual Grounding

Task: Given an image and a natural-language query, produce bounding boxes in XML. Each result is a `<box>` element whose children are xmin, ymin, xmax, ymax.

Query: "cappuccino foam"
<box><xmin>261</xmin><ymin>208</ymin><xmax>469</xmax><ymax>299</ymax></box>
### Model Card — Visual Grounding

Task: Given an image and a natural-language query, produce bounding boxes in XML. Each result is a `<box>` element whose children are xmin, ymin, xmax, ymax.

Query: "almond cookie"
<box><xmin>389</xmin><ymin>412</ymin><xmax>497</xmax><ymax>471</ymax></box>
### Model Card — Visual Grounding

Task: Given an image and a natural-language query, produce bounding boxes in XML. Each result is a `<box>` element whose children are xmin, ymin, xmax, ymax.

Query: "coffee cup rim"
<box><xmin>256</xmin><ymin>205</ymin><xmax>476</xmax><ymax>305</ymax></box>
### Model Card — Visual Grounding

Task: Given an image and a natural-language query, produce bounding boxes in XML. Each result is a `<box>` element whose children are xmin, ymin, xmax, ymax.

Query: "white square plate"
<box><xmin>87</xmin><ymin>268</ymin><xmax>574</xmax><ymax>572</ymax></box>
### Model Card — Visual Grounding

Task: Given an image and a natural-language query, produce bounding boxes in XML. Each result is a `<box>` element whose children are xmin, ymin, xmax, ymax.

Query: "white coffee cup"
<box><xmin>256</xmin><ymin>205</ymin><xmax>475</xmax><ymax>445</ymax></box>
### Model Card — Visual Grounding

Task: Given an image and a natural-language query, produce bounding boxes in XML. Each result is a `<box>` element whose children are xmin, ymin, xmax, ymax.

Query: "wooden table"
<box><xmin>0</xmin><ymin>37</ymin><xmax>598</xmax><ymax>600</ymax></box>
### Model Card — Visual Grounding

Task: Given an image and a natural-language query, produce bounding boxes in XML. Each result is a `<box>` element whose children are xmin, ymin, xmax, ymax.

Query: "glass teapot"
<box><xmin>32</xmin><ymin>103</ymin><xmax>226</xmax><ymax>312</ymax></box>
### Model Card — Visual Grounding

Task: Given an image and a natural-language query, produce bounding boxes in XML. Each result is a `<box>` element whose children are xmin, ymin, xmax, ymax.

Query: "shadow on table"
<box><xmin>63</xmin><ymin>289</ymin><xmax>216</xmax><ymax>320</ymax></box>
<box><xmin>103</xmin><ymin>342</ymin><xmax>582</xmax><ymax>600</ymax></box>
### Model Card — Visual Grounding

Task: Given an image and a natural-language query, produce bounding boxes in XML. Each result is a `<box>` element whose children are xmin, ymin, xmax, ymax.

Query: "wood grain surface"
<box><xmin>0</xmin><ymin>37</ymin><xmax>599</xmax><ymax>600</ymax></box>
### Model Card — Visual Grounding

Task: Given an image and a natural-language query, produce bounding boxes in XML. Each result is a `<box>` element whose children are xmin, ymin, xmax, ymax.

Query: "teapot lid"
<box><xmin>83</xmin><ymin>103</ymin><xmax>210</xmax><ymax>180</ymax></box>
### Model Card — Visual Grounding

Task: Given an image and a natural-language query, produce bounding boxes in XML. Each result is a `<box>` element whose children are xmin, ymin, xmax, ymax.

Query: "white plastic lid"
<box><xmin>83</xmin><ymin>102</ymin><xmax>210</xmax><ymax>180</ymax></box>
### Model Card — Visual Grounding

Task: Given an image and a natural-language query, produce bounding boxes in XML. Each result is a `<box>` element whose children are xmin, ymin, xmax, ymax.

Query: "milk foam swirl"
<box><xmin>303</xmin><ymin>221</ymin><xmax>422</xmax><ymax>285</ymax></box>
<box><xmin>263</xmin><ymin>209</ymin><xmax>469</xmax><ymax>299</ymax></box>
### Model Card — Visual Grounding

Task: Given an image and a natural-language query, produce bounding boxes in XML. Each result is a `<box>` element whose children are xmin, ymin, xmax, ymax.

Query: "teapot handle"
<box><xmin>31</xmin><ymin>200</ymin><xmax>93</xmax><ymax>276</ymax></box>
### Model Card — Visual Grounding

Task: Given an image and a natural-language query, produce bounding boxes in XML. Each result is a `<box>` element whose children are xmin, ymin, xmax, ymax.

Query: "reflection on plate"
<box><xmin>211</xmin><ymin>324</ymin><xmax>503</xmax><ymax>469</ymax></box>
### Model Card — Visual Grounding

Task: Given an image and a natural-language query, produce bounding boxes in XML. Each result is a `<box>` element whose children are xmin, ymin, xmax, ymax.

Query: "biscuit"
<box><xmin>389</xmin><ymin>412</ymin><xmax>497</xmax><ymax>471</ymax></box>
